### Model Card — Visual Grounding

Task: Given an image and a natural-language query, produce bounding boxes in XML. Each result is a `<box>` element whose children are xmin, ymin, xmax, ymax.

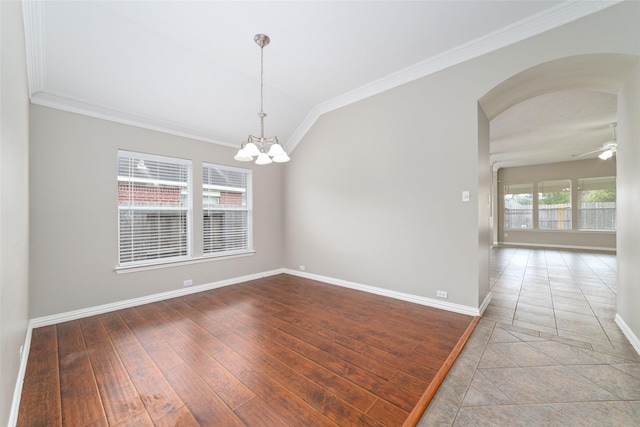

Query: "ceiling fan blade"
<box><xmin>572</xmin><ymin>146</ymin><xmax>607</xmax><ymax>157</ymax></box>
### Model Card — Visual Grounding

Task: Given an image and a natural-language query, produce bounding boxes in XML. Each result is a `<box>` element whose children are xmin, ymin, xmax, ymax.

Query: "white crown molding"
<box><xmin>283</xmin><ymin>0</ymin><xmax>623</xmax><ymax>153</ymax></box>
<box><xmin>22</xmin><ymin>0</ymin><xmax>46</xmax><ymax>95</ymax></box>
<box><xmin>31</xmin><ymin>91</ymin><xmax>239</xmax><ymax>148</ymax></box>
<box><xmin>22</xmin><ymin>0</ymin><xmax>622</xmax><ymax>153</ymax></box>
<box><xmin>284</xmin><ymin>269</ymin><xmax>481</xmax><ymax>317</ymax></box>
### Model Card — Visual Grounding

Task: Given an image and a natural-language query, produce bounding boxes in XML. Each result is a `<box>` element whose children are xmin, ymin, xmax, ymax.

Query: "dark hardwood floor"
<box><xmin>17</xmin><ymin>274</ymin><xmax>477</xmax><ymax>426</ymax></box>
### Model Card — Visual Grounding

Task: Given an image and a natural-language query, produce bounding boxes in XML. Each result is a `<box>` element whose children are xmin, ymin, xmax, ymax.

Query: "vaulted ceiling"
<box><xmin>22</xmin><ymin>0</ymin><xmax>628</xmax><ymax>168</ymax></box>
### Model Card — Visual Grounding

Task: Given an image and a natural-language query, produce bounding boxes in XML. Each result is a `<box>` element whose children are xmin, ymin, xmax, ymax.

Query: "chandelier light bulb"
<box><xmin>272</xmin><ymin>153</ymin><xmax>290</xmax><ymax>163</ymax></box>
<box><xmin>255</xmin><ymin>152</ymin><xmax>273</xmax><ymax>165</ymax></box>
<box><xmin>267</xmin><ymin>143</ymin><xmax>285</xmax><ymax>157</ymax></box>
<box><xmin>243</xmin><ymin>142</ymin><xmax>260</xmax><ymax>157</ymax></box>
<box><xmin>234</xmin><ymin>149</ymin><xmax>253</xmax><ymax>162</ymax></box>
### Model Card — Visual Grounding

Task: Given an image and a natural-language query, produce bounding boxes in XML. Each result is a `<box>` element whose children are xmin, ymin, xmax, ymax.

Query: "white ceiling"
<box><xmin>22</xmin><ymin>0</ymin><xmax>626</xmax><ymax>168</ymax></box>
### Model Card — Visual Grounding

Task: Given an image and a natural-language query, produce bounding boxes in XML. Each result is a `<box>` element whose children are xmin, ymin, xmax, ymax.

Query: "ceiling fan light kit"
<box><xmin>573</xmin><ymin>123</ymin><xmax>617</xmax><ymax>160</ymax></box>
<box><xmin>235</xmin><ymin>34</ymin><xmax>290</xmax><ymax>165</ymax></box>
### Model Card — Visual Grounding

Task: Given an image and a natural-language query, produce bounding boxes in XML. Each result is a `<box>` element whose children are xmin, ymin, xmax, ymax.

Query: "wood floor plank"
<box><xmin>152</xmin><ymin>405</ymin><xmax>200</xmax><ymax>427</ymax></box>
<box><xmin>258</xmin><ymin>276</ymin><xmax>473</xmax><ymax>348</ymax></box>
<box><xmin>99</xmin><ymin>312</ymin><xmax>185</xmax><ymax>423</ymax></box>
<box><xmin>239</xmin><ymin>287</ymin><xmax>441</xmax><ymax>377</ymax></box>
<box><xmin>277</xmin><ymin>320</ymin><xmax>398</xmax><ymax>380</ymax></box>
<box><xmin>390</xmin><ymin>370</ymin><xmax>431</xmax><ymax>397</ymax></box>
<box><xmin>142</xmin><ymin>301</ymin><xmax>256</xmax><ymax>410</ymax></box>
<box><xmin>164</xmin><ymin>298</ymin><xmax>341</xmax><ymax>427</ymax></box>
<box><xmin>79</xmin><ymin>316</ymin><xmax>147</xmax><ymax>425</ymax></box>
<box><xmin>182</xmin><ymin>293</ymin><xmax>381</xmax><ymax>413</ymax></box>
<box><xmin>228</xmin><ymin>281</ymin><xmax>426</xmax><ymax>358</ymax></box>
<box><xmin>56</xmin><ymin>321</ymin><xmax>106</xmax><ymax>426</ymax></box>
<box><xmin>17</xmin><ymin>274</ymin><xmax>476</xmax><ymax>426</ymax></box>
<box><xmin>16</xmin><ymin>325</ymin><xmax>62</xmax><ymax>427</ymax></box>
<box><xmin>233</xmin><ymin>397</ymin><xmax>295</xmax><ymax>427</ymax></box>
<box><xmin>196</xmin><ymin>291</ymin><xmax>320</xmax><ymax>357</ymax></box>
<box><xmin>367</xmin><ymin>398</ymin><xmax>411</xmax><ymax>426</ymax></box>
<box><xmin>306</xmin><ymin>348</ymin><xmax>419</xmax><ymax>412</ymax></box>
<box><xmin>112</xmin><ymin>410</ymin><xmax>154</xmax><ymax>427</ymax></box>
<box><xmin>224</xmin><ymin>280</ymin><xmax>445</xmax><ymax>383</ymax></box>
<box><xmin>181</xmin><ymin>300</ymin><xmax>385</xmax><ymax>427</ymax></box>
<box><xmin>117</xmin><ymin>307</ymin><xmax>184</xmax><ymax>372</ymax></box>
<box><xmin>163</xmin><ymin>363</ymin><xmax>246</xmax><ymax>427</ymax></box>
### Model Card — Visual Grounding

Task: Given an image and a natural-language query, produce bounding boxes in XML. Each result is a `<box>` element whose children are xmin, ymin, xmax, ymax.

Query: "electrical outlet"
<box><xmin>437</xmin><ymin>290</ymin><xmax>448</xmax><ymax>299</ymax></box>
<box><xmin>183</xmin><ymin>279</ymin><xmax>193</xmax><ymax>287</ymax></box>
<box><xmin>299</xmin><ymin>265</ymin><xmax>306</xmax><ymax>271</ymax></box>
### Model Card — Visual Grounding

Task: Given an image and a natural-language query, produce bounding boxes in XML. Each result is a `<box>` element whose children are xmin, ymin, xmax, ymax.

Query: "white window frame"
<box><xmin>577</xmin><ymin>176</ymin><xmax>616</xmax><ymax>231</ymax></box>
<box><xmin>202</xmin><ymin>163</ymin><xmax>253</xmax><ymax>257</ymax></box>
<box><xmin>117</xmin><ymin>150</ymin><xmax>192</xmax><ymax>267</ymax></box>
<box><xmin>538</xmin><ymin>180</ymin><xmax>572</xmax><ymax>231</ymax></box>
<box><xmin>503</xmin><ymin>183</ymin><xmax>533</xmax><ymax>230</ymax></box>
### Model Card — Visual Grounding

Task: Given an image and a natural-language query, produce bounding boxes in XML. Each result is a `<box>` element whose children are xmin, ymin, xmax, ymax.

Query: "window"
<box><xmin>538</xmin><ymin>180</ymin><xmax>571</xmax><ymax>230</ymax></box>
<box><xmin>203</xmin><ymin>163</ymin><xmax>252</xmax><ymax>255</ymax></box>
<box><xmin>118</xmin><ymin>151</ymin><xmax>192</xmax><ymax>266</ymax></box>
<box><xmin>504</xmin><ymin>183</ymin><xmax>533</xmax><ymax>229</ymax></box>
<box><xmin>578</xmin><ymin>177</ymin><xmax>616</xmax><ymax>230</ymax></box>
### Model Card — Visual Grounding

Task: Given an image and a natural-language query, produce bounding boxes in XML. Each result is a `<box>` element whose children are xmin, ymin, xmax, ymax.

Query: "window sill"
<box><xmin>114</xmin><ymin>250</ymin><xmax>256</xmax><ymax>274</ymax></box>
<box><xmin>504</xmin><ymin>229</ymin><xmax>615</xmax><ymax>234</ymax></box>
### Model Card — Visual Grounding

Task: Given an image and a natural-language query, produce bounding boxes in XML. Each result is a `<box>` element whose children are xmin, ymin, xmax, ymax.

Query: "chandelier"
<box><xmin>234</xmin><ymin>34</ymin><xmax>290</xmax><ymax>164</ymax></box>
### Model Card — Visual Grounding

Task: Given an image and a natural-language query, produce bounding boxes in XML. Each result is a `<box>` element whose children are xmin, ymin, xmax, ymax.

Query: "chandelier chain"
<box><xmin>260</xmin><ymin>42</ymin><xmax>265</xmax><ymax>138</ymax></box>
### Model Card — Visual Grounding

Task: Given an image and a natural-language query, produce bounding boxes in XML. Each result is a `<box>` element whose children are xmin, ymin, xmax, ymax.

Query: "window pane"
<box><xmin>538</xmin><ymin>180</ymin><xmax>571</xmax><ymax>230</ymax></box>
<box><xmin>118</xmin><ymin>151</ymin><xmax>192</xmax><ymax>265</ymax></box>
<box><xmin>504</xmin><ymin>183</ymin><xmax>533</xmax><ymax>229</ymax></box>
<box><xmin>578</xmin><ymin>177</ymin><xmax>616</xmax><ymax>230</ymax></box>
<box><xmin>203</xmin><ymin>163</ymin><xmax>252</xmax><ymax>255</ymax></box>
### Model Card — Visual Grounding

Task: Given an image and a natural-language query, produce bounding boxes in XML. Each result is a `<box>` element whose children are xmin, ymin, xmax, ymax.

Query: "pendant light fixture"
<box><xmin>235</xmin><ymin>34</ymin><xmax>290</xmax><ymax>164</ymax></box>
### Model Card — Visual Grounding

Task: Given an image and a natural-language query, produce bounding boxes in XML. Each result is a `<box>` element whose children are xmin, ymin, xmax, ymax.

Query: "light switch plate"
<box><xmin>462</xmin><ymin>191</ymin><xmax>470</xmax><ymax>202</ymax></box>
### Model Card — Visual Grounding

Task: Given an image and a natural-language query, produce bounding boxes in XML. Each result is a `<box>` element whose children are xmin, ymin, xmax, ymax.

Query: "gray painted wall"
<box><xmin>283</xmin><ymin>2</ymin><xmax>639</xmax><ymax>312</ymax></box>
<box><xmin>0</xmin><ymin>1</ymin><xmax>30</xmax><ymax>424</ymax></box>
<box><xmin>617</xmin><ymin>60</ymin><xmax>640</xmax><ymax>346</ymax></box>
<box><xmin>498</xmin><ymin>158</ymin><xmax>617</xmax><ymax>250</ymax></box>
<box><xmin>29</xmin><ymin>106</ymin><xmax>285</xmax><ymax>317</ymax></box>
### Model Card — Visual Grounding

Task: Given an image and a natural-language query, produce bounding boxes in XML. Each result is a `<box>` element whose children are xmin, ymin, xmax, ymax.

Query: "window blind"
<box><xmin>118</xmin><ymin>151</ymin><xmax>192</xmax><ymax>265</ymax></box>
<box><xmin>203</xmin><ymin>163</ymin><xmax>252</xmax><ymax>255</ymax></box>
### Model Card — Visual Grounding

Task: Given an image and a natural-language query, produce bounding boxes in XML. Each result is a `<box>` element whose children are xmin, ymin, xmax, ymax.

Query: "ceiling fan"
<box><xmin>572</xmin><ymin>123</ymin><xmax>617</xmax><ymax>160</ymax></box>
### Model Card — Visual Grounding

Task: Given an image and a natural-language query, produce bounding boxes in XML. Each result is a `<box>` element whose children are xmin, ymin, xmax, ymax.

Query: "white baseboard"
<box><xmin>8</xmin><ymin>327</ymin><xmax>33</xmax><ymax>427</ymax></box>
<box><xmin>615</xmin><ymin>314</ymin><xmax>640</xmax><ymax>356</ymax></box>
<box><xmin>479</xmin><ymin>292</ymin><xmax>492</xmax><ymax>316</ymax></box>
<box><xmin>497</xmin><ymin>242</ymin><xmax>616</xmax><ymax>252</ymax></box>
<box><xmin>30</xmin><ymin>269</ymin><xmax>285</xmax><ymax>328</ymax></box>
<box><xmin>283</xmin><ymin>269</ymin><xmax>482</xmax><ymax>317</ymax></box>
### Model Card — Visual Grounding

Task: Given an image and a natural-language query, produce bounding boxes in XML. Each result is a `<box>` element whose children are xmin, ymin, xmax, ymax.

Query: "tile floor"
<box><xmin>418</xmin><ymin>247</ymin><xmax>640</xmax><ymax>427</ymax></box>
